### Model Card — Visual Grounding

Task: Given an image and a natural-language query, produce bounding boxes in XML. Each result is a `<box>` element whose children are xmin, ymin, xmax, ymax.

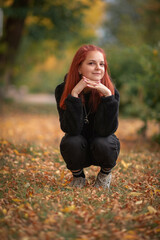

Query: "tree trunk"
<box><xmin>0</xmin><ymin>0</ymin><xmax>29</xmax><ymax>91</ymax></box>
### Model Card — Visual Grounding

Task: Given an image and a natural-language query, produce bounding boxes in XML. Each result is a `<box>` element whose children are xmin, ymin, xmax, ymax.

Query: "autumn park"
<box><xmin>0</xmin><ymin>0</ymin><xmax>160</xmax><ymax>240</ymax></box>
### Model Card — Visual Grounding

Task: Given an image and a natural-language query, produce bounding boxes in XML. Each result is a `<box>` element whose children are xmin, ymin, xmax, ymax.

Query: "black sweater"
<box><xmin>55</xmin><ymin>81</ymin><xmax>120</xmax><ymax>138</ymax></box>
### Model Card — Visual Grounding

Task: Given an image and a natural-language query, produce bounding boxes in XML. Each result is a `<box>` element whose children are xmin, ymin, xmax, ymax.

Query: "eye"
<box><xmin>100</xmin><ymin>63</ymin><xmax>105</xmax><ymax>66</ymax></box>
<box><xmin>88</xmin><ymin>62</ymin><xmax>94</xmax><ymax>65</ymax></box>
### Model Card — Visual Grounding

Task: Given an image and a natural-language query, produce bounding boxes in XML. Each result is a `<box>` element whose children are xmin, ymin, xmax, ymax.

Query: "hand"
<box><xmin>83</xmin><ymin>77</ymin><xmax>112</xmax><ymax>97</ymax></box>
<box><xmin>71</xmin><ymin>77</ymin><xmax>87</xmax><ymax>98</ymax></box>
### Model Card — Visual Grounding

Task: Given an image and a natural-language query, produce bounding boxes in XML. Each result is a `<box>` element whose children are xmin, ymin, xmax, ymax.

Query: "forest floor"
<box><xmin>0</xmin><ymin>103</ymin><xmax>160</xmax><ymax>240</ymax></box>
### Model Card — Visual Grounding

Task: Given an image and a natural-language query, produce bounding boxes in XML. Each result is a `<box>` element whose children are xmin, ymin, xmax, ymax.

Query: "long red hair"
<box><xmin>59</xmin><ymin>44</ymin><xmax>114</xmax><ymax>112</ymax></box>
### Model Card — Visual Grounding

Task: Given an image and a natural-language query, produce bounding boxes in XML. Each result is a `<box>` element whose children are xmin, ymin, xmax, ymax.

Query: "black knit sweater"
<box><xmin>55</xmin><ymin>80</ymin><xmax>120</xmax><ymax>138</ymax></box>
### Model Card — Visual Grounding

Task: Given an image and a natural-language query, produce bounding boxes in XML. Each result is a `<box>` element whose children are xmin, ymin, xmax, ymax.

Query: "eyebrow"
<box><xmin>88</xmin><ymin>59</ymin><xmax>104</xmax><ymax>62</ymax></box>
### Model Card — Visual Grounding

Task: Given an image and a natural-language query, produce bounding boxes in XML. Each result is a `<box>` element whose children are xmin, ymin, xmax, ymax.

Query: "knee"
<box><xmin>91</xmin><ymin>135</ymin><xmax>120</xmax><ymax>168</ymax></box>
<box><xmin>60</xmin><ymin>135</ymin><xmax>87</xmax><ymax>152</ymax></box>
<box><xmin>91</xmin><ymin>137</ymin><xmax>110</xmax><ymax>152</ymax></box>
<box><xmin>92</xmin><ymin>135</ymin><xmax>120</xmax><ymax>152</ymax></box>
<box><xmin>91</xmin><ymin>135</ymin><xmax>120</xmax><ymax>162</ymax></box>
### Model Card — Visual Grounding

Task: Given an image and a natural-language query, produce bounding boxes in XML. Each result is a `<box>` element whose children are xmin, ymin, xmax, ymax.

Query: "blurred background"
<box><xmin>0</xmin><ymin>0</ymin><xmax>160</xmax><ymax>143</ymax></box>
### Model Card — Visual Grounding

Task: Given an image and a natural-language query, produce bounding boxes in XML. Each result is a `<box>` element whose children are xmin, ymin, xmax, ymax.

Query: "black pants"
<box><xmin>60</xmin><ymin>134</ymin><xmax>120</xmax><ymax>171</ymax></box>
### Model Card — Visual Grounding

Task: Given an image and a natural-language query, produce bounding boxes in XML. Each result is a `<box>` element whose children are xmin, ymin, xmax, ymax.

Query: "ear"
<box><xmin>78</xmin><ymin>66</ymin><xmax>81</xmax><ymax>75</ymax></box>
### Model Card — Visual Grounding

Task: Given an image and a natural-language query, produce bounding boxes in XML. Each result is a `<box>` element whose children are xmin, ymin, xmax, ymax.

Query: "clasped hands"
<box><xmin>71</xmin><ymin>76</ymin><xmax>112</xmax><ymax>98</ymax></box>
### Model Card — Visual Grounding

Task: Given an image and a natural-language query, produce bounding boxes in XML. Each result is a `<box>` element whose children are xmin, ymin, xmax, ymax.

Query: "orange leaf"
<box><xmin>12</xmin><ymin>198</ymin><xmax>22</xmax><ymax>202</ymax></box>
<box><xmin>60</xmin><ymin>170</ymin><xmax>64</xmax><ymax>181</ymax></box>
<box><xmin>0</xmin><ymin>140</ymin><xmax>8</xmax><ymax>145</ymax></box>
<box><xmin>61</xmin><ymin>205</ymin><xmax>75</xmax><ymax>213</ymax></box>
<box><xmin>13</xmin><ymin>149</ymin><xmax>20</xmax><ymax>155</ymax></box>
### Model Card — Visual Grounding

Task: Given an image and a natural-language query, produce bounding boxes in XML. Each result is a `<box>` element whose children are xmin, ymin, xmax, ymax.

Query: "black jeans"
<box><xmin>60</xmin><ymin>134</ymin><xmax>120</xmax><ymax>171</ymax></box>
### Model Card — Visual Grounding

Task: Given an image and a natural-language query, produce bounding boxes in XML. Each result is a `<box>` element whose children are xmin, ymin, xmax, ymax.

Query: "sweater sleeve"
<box><xmin>55</xmin><ymin>83</ymin><xmax>83</xmax><ymax>135</ymax></box>
<box><xmin>94</xmin><ymin>89</ymin><xmax>120</xmax><ymax>137</ymax></box>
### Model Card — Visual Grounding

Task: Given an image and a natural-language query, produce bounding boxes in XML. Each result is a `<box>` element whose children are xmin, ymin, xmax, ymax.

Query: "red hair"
<box><xmin>60</xmin><ymin>44</ymin><xmax>115</xmax><ymax>111</ymax></box>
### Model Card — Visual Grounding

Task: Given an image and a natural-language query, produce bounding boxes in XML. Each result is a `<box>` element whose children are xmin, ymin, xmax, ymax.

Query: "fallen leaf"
<box><xmin>121</xmin><ymin>160</ymin><xmax>131</xmax><ymax>169</ymax></box>
<box><xmin>2</xmin><ymin>209</ymin><xmax>7</xmax><ymax>215</ymax></box>
<box><xmin>61</xmin><ymin>205</ymin><xmax>75</xmax><ymax>213</ymax></box>
<box><xmin>147</xmin><ymin>206</ymin><xmax>157</xmax><ymax>214</ymax></box>
<box><xmin>0</xmin><ymin>170</ymin><xmax>9</xmax><ymax>174</ymax></box>
<box><xmin>0</xmin><ymin>140</ymin><xmax>8</xmax><ymax>145</ymax></box>
<box><xmin>135</xmin><ymin>200</ymin><xmax>143</xmax><ymax>205</ymax></box>
<box><xmin>24</xmin><ymin>183</ymin><xmax>30</xmax><ymax>188</ymax></box>
<box><xmin>128</xmin><ymin>192</ymin><xmax>143</xmax><ymax>196</ymax></box>
<box><xmin>123</xmin><ymin>230</ymin><xmax>138</xmax><ymax>239</ymax></box>
<box><xmin>60</xmin><ymin>170</ymin><xmax>64</xmax><ymax>181</ymax></box>
<box><xmin>154</xmin><ymin>189</ymin><xmax>160</xmax><ymax>193</ymax></box>
<box><xmin>14</xmin><ymin>149</ymin><xmax>20</xmax><ymax>155</ymax></box>
<box><xmin>12</xmin><ymin>198</ymin><xmax>22</xmax><ymax>202</ymax></box>
<box><xmin>75</xmin><ymin>238</ymin><xmax>89</xmax><ymax>240</ymax></box>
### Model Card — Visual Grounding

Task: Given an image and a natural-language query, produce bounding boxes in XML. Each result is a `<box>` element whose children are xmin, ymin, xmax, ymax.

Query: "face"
<box><xmin>79</xmin><ymin>51</ymin><xmax>105</xmax><ymax>81</ymax></box>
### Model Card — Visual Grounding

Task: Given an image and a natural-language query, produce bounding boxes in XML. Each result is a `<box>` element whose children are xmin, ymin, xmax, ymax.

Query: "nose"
<box><xmin>95</xmin><ymin>64</ymin><xmax>100</xmax><ymax>69</ymax></box>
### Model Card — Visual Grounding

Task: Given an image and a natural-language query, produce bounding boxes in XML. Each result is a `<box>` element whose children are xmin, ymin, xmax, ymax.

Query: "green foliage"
<box><xmin>2</xmin><ymin>0</ymin><xmax>89</xmax><ymax>43</ymax></box>
<box><xmin>103</xmin><ymin>0</ymin><xmax>160</xmax><ymax>46</ymax></box>
<box><xmin>105</xmin><ymin>44</ymin><xmax>160</xmax><ymax>129</ymax></box>
<box><xmin>101</xmin><ymin>0</ymin><xmax>160</xmax><ymax>136</ymax></box>
<box><xmin>1</xmin><ymin>0</ymin><xmax>101</xmax><ymax>88</ymax></box>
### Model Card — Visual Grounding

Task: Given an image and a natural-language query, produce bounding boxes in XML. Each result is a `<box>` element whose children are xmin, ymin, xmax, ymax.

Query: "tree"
<box><xmin>0</xmin><ymin>0</ymin><xmax>90</xmax><ymax>90</ymax></box>
<box><xmin>103</xmin><ymin>0</ymin><xmax>160</xmax><ymax>46</ymax></box>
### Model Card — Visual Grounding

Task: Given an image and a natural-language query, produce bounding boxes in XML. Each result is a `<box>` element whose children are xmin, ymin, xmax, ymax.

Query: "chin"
<box><xmin>92</xmin><ymin>77</ymin><xmax>101</xmax><ymax>81</ymax></box>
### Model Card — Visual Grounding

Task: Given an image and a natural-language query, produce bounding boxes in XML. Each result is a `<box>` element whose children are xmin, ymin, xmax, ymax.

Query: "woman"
<box><xmin>55</xmin><ymin>44</ymin><xmax>120</xmax><ymax>189</ymax></box>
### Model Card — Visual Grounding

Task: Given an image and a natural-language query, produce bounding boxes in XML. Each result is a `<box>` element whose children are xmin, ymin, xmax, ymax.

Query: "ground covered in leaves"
<box><xmin>0</xmin><ymin>103</ymin><xmax>160</xmax><ymax>240</ymax></box>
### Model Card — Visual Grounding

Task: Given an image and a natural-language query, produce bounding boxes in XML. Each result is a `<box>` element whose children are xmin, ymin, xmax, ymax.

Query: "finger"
<box><xmin>87</xmin><ymin>84</ymin><xmax>98</xmax><ymax>88</ymax></box>
<box><xmin>83</xmin><ymin>76</ymin><xmax>100</xmax><ymax>83</ymax></box>
<box><xmin>84</xmin><ymin>79</ymin><xmax>100</xmax><ymax>85</ymax></box>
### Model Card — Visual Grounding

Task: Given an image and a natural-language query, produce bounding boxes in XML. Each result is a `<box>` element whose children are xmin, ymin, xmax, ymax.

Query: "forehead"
<box><xmin>85</xmin><ymin>51</ymin><xmax>104</xmax><ymax>61</ymax></box>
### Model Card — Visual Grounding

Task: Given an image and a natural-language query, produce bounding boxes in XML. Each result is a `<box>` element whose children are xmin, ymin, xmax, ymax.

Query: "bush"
<box><xmin>105</xmin><ymin>44</ymin><xmax>160</xmax><ymax>137</ymax></box>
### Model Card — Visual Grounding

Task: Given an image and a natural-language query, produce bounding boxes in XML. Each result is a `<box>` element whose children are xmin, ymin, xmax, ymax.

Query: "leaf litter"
<box><xmin>0</xmin><ymin>108</ymin><xmax>160</xmax><ymax>240</ymax></box>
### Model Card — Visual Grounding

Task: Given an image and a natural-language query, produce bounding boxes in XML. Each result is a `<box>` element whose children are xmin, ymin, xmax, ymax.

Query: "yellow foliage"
<box><xmin>83</xmin><ymin>0</ymin><xmax>106</xmax><ymax>27</ymax></box>
<box><xmin>81</xmin><ymin>0</ymin><xmax>106</xmax><ymax>38</ymax></box>
<box><xmin>25</xmin><ymin>16</ymin><xmax>54</xmax><ymax>29</ymax></box>
<box><xmin>3</xmin><ymin>0</ymin><xmax>13</xmax><ymax>7</ymax></box>
<box><xmin>52</xmin><ymin>0</ymin><xmax>80</xmax><ymax>8</ymax></box>
<box><xmin>25</xmin><ymin>16</ymin><xmax>39</xmax><ymax>25</ymax></box>
<box><xmin>41</xmin><ymin>18</ymin><xmax>54</xmax><ymax>29</ymax></box>
<box><xmin>22</xmin><ymin>0</ymin><xmax>107</xmax><ymax>78</ymax></box>
<box><xmin>35</xmin><ymin>56</ymin><xmax>57</xmax><ymax>71</ymax></box>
